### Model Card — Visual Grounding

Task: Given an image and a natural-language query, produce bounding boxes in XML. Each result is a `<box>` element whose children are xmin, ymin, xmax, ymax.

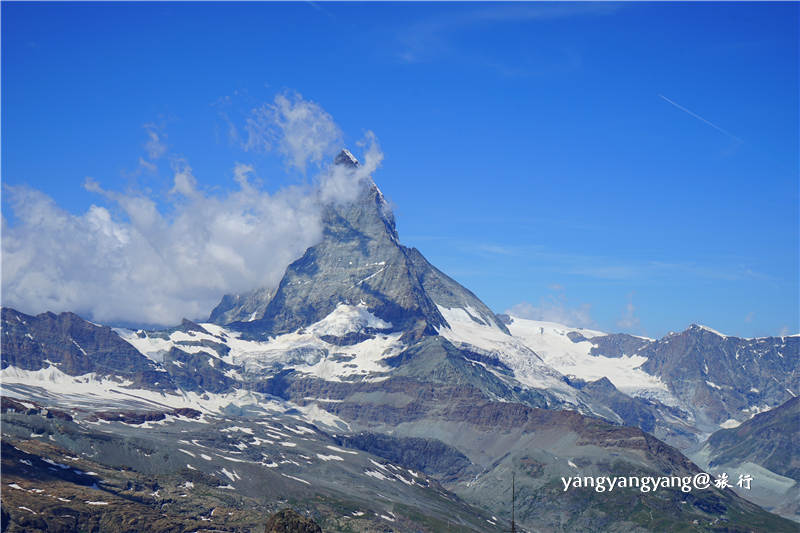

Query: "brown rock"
<box><xmin>264</xmin><ymin>508</ymin><xmax>322</xmax><ymax>533</ymax></box>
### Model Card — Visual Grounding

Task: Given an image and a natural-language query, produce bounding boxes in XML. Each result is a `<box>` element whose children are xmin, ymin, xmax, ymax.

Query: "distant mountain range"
<box><xmin>2</xmin><ymin>151</ymin><xmax>797</xmax><ymax>532</ymax></box>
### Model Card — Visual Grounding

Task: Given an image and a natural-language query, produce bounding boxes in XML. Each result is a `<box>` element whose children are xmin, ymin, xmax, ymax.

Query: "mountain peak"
<box><xmin>208</xmin><ymin>145</ymin><xmax>506</xmax><ymax>341</ymax></box>
<box><xmin>688</xmin><ymin>323</ymin><xmax>728</xmax><ymax>338</ymax></box>
<box><xmin>334</xmin><ymin>148</ymin><xmax>359</xmax><ymax>168</ymax></box>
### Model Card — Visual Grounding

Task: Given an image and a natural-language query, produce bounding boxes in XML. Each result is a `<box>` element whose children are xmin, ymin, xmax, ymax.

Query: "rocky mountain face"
<box><xmin>3</xmin><ymin>328</ymin><xmax>795</xmax><ymax>532</ymax></box>
<box><xmin>209</xmin><ymin>287</ymin><xmax>275</xmax><ymax>325</ymax></box>
<box><xmin>1</xmin><ymin>308</ymin><xmax>171</xmax><ymax>391</ymax></box>
<box><xmin>2</xmin><ymin>151</ymin><xmax>798</xmax><ymax>531</ymax></box>
<box><xmin>704</xmin><ymin>396</ymin><xmax>799</xmax><ymax>480</ymax></box>
<box><xmin>584</xmin><ymin>326</ymin><xmax>799</xmax><ymax>432</ymax></box>
<box><xmin>692</xmin><ymin>396</ymin><xmax>800</xmax><ymax>522</ymax></box>
<box><xmin>641</xmin><ymin>327</ymin><xmax>797</xmax><ymax>426</ymax></box>
<box><xmin>567</xmin><ymin>376</ymin><xmax>684</xmax><ymax>437</ymax></box>
<box><xmin>220</xmin><ymin>153</ymin><xmax>505</xmax><ymax>342</ymax></box>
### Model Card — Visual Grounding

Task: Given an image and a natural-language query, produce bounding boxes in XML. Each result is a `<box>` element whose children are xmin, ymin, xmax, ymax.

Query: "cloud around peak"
<box><xmin>245</xmin><ymin>91</ymin><xmax>343</xmax><ymax>174</ymax></box>
<box><xmin>1</xmin><ymin>92</ymin><xmax>383</xmax><ymax>327</ymax></box>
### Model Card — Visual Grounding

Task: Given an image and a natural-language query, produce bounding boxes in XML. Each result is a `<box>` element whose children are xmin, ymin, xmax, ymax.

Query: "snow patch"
<box><xmin>220</xmin><ymin>468</ymin><xmax>240</xmax><ymax>482</ymax></box>
<box><xmin>281</xmin><ymin>474</ymin><xmax>311</xmax><ymax>485</ymax></box>
<box><xmin>695</xmin><ymin>325</ymin><xmax>728</xmax><ymax>337</ymax></box>
<box><xmin>316</xmin><ymin>453</ymin><xmax>344</xmax><ymax>462</ymax></box>
<box><xmin>307</xmin><ymin>303</ymin><xmax>391</xmax><ymax>337</ymax></box>
<box><xmin>221</xmin><ymin>426</ymin><xmax>254</xmax><ymax>435</ymax></box>
<box><xmin>326</xmin><ymin>445</ymin><xmax>358</xmax><ymax>455</ymax></box>
<box><xmin>364</xmin><ymin>470</ymin><xmax>391</xmax><ymax>481</ymax></box>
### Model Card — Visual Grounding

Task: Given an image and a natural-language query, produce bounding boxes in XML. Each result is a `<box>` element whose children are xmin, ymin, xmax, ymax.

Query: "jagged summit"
<box><xmin>334</xmin><ymin>148</ymin><xmax>359</xmax><ymax>167</ymax></box>
<box><xmin>232</xmin><ymin>176</ymin><xmax>447</xmax><ymax>338</ymax></box>
<box><xmin>210</xmin><ymin>152</ymin><xmax>506</xmax><ymax>341</ymax></box>
<box><xmin>688</xmin><ymin>323</ymin><xmax>728</xmax><ymax>337</ymax></box>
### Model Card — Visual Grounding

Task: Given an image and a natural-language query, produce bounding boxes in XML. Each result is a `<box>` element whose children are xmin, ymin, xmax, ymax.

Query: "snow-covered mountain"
<box><xmin>2</xmin><ymin>150</ymin><xmax>798</xmax><ymax>531</ymax></box>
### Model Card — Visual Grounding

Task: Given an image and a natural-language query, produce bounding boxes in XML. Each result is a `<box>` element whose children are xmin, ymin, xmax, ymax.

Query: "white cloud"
<box><xmin>318</xmin><ymin>131</ymin><xmax>383</xmax><ymax>205</ymax></box>
<box><xmin>2</xmin><ymin>179</ymin><xmax>317</xmax><ymax>326</ymax></box>
<box><xmin>143</xmin><ymin>124</ymin><xmax>167</xmax><ymax>160</ymax></box>
<box><xmin>138</xmin><ymin>124</ymin><xmax>167</xmax><ymax>174</ymax></box>
<box><xmin>1</xmin><ymin>94</ymin><xmax>383</xmax><ymax>327</ymax></box>
<box><xmin>169</xmin><ymin>159</ymin><xmax>199</xmax><ymax>198</ymax></box>
<box><xmin>233</xmin><ymin>162</ymin><xmax>254</xmax><ymax>188</ymax></box>
<box><xmin>245</xmin><ymin>91</ymin><xmax>343</xmax><ymax>174</ymax></box>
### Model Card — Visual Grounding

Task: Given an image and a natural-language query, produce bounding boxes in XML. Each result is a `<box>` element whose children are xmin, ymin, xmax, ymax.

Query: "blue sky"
<box><xmin>2</xmin><ymin>2</ymin><xmax>797</xmax><ymax>337</ymax></box>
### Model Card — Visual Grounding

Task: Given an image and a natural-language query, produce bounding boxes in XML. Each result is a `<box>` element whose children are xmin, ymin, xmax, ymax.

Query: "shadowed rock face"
<box><xmin>209</xmin><ymin>287</ymin><xmax>275</xmax><ymax>325</ymax></box>
<box><xmin>696</xmin><ymin>396</ymin><xmax>800</xmax><ymax>523</ymax></box>
<box><xmin>336</xmin><ymin>433</ymin><xmax>472</xmax><ymax>482</ymax></box>
<box><xmin>0</xmin><ymin>308</ymin><xmax>173</xmax><ymax>391</ymax></box>
<box><xmin>161</xmin><ymin>346</ymin><xmax>237</xmax><ymax>394</ymax></box>
<box><xmin>589</xmin><ymin>333</ymin><xmax>651</xmax><ymax>358</ymax></box>
<box><xmin>706</xmin><ymin>396</ymin><xmax>800</xmax><ymax>481</ymax></box>
<box><xmin>264</xmin><ymin>509</ymin><xmax>322</xmax><ymax>533</ymax></box>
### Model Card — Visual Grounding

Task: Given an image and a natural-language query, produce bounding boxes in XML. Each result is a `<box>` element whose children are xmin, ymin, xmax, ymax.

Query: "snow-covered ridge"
<box><xmin>505</xmin><ymin>318</ymin><xmax>606</xmax><ymax>340</ymax></box>
<box><xmin>691</xmin><ymin>324</ymin><xmax>728</xmax><ymax>338</ymax></box>
<box><xmin>0</xmin><ymin>365</ymin><xmax>348</xmax><ymax>430</ymax></box>
<box><xmin>1</xmin><ymin>365</ymin><xmax>135</xmax><ymax>392</ymax></box>
<box><xmin>436</xmin><ymin>305</ymin><xmax>579</xmax><ymax>400</ymax></box>
<box><xmin>0</xmin><ymin>365</ymin><xmax>244</xmax><ymax>414</ymax></box>
<box><xmin>436</xmin><ymin>310</ymin><xmax>676</xmax><ymax>406</ymax></box>
<box><xmin>682</xmin><ymin>323</ymin><xmax>799</xmax><ymax>340</ymax></box>
<box><xmin>116</xmin><ymin>304</ymin><xmax>403</xmax><ymax>383</ymax></box>
<box><xmin>506</xmin><ymin>316</ymin><xmax>674</xmax><ymax>403</ymax></box>
<box><xmin>337</xmin><ymin>148</ymin><xmax>358</xmax><ymax>166</ymax></box>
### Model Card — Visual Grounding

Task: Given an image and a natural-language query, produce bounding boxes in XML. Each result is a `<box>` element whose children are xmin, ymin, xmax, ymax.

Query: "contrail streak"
<box><xmin>659</xmin><ymin>94</ymin><xmax>743</xmax><ymax>144</ymax></box>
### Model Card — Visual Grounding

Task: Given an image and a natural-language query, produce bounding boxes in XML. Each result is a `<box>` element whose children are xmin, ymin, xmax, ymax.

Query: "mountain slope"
<box><xmin>1</xmin><ymin>397</ymin><xmax>502</xmax><ymax>532</ymax></box>
<box><xmin>692</xmin><ymin>397</ymin><xmax>800</xmax><ymax>522</ymax></box>
<box><xmin>638</xmin><ymin>326</ymin><xmax>799</xmax><ymax>430</ymax></box>
<box><xmin>704</xmin><ymin>396</ymin><xmax>800</xmax><ymax>480</ymax></box>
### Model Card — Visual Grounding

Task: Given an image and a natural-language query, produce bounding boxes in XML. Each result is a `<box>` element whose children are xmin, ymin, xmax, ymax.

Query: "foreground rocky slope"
<box><xmin>1</xmin><ymin>397</ymin><xmax>501</xmax><ymax>532</ymax></box>
<box><xmin>2</xmin><ymin>389</ymin><xmax>795</xmax><ymax>532</ymax></box>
